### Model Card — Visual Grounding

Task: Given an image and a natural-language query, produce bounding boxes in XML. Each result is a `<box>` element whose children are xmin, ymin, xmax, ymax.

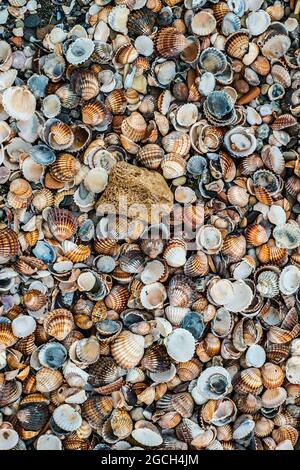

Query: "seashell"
<box><xmin>11</xmin><ymin>314</ymin><xmax>36</xmax><ymax>339</ymax></box>
<box><xmin>0</xmin><ymin>228</ymin><xmax>20</xmax><ymax>260</ymax></box>
<box><xmin>222</xmin><ymin>12</ymin><xmax>241</xmax><ymax>36</ymax></box>
<box><xmin>279</xmin><ymin>266</ymin><xmax>300</xmax><ymax>295</ymax></box>
<box><xmin>121</xmin><ymin>111</ymin><xmax>147</xmax><ymax>142</ymax></box>
<box><xmin>111</xmin><ymin>331</ymin><xmax>144</xmax><ymax>369</ymax></box>
<box><xmin>70</xmin><ymin>70</ymin><xmax>99</xmax><ymax>101</ymax></box>
<box><xmin>131</xmin><ymin>427</ymin><xmax>163</xmax><ymax>447</ymax></box>
<box><xmin>184</xmin><ymin>252</ymin><xmax>208</xmax><ymax>277</ymax></box>
<box><xmin>233</xmin><ymin>368</ymin><xmax>263</xmax><ymax>394</ymax></box>
<box><xmin>43</xmin><ymin>309</ymin><xmax>74</xmax><ymax>341</ymax></box>
<box><xmin>191</xmin><ymin>11</ymin><xmax>217</xmax><ymax>36</ymax></box>
<box><xmin>256</xmin><ymin>270</ymin><xmax>279</xmax><ymax>298</ymax></box>
<box><xmin>225</xmin><ymin>30</ymin><xmax>249</xmax><ymax>59</ymax></box>
<box><xmin>127</xmin><ymin>8</ymin><xmax>156</xmax><ymax>37</ymax></box>
<box><xmin>200</xmin><ymin>48</ymin><xmax>227</xmax><ymax>75</ymax></box>
<box><xmin>166</xmin><ymin>328</ymin><xmax>195</xmax><ymax>362</ymax></box>
<box><xmin>108</xmin><ymin>5</ymin><xmax>130</xmax><ymax>35</ymax></box>
<box><xmin>29</xmin><ymin>144</ymin><xmax>56</xmax><ymax>166</ymax></box>
<box><xmin>66</xmin><ymin>38</ymin><xmax>94</xmax><ymax>65</ymax></box>
<box><xmin>82</xmin><ymin>101</ymin><xmax>112</xmax><ymax>128</ymax></box>
<box><xmin>47</xmin><ymin>208</ymin><xmax>78</xmax><ymax>242</ymax></box>
<box><xmin>273</xmin><ymin>224</ymin><xmax>300</xmax><ymax>250</ymax></box>
<box><xmin>286</xmin><ymin>357</ymin><xmax>300</xmax><ymax>385</ymax></box>
<box><xmin>196</xmin><ymin>225</ymin><xmax>223</xmax><ymax>254</ymax></box>
<box><xmin>140</xmin><ymin>282</ymin><xmax>167</xmax><ymax>310</ymax></box>
<box><xmin>224</xmin><ymin>127</ymin><xmax>257</xmax><ymax>157</ymax></box>
<box><xmin>36</xmin><ymin>368</ymin><xmax>63</xmax><ymax>393</ymax></box>
<box><xmin>52</xmin><ymin>404</ymin><xmax>82</xmax><ymax>432</ymax></box>
<box><xmin>272</xmin><ymin>426</ymin><xmax>299</xmax><ymax>446</ymax></box>
<box><xmin>222</xmin><ymin>235</ymin><xmax>247</xmax><ymax>263</ymax></box>
<box><xmin>154</xmin><ymin>27</ymin><xmax>187</xmax><ymax>59</ymax></box>
<box><xmin>49</xmin><ymin>154</ymin><xmax>81</xmax><ymax>183</ymax></box>
<box><xmin>262</xmin><ymin>34</ymin><xmax>291</xmax><ymax>59</ymax></box>
<box><xmin>261</xmin><ymin>363</ymin><xmax>285</xmax><ymax>389</ymax></box>
<box><xmin>246</xmin><ymin>224</ymin><xmax>269</xmax><ymax>247</ymax></box>
<box><xmin>2</xmin><ymin>86</ymin><xmax>36</xmax><ymax>120</ymax></box>
<box><xmin>246</xmin><ymin>10</ymin><xmax>271</xmax><ymax>36</ymax></box>
<box><xmin>197</xmin><ymin>366</ymin><xmax>232</xmax><ymax>400</ymax></box>
<box><xmin>261</xmin><ymin>387</ymin><xmax>287</xmax><ymax>409</ymax></box>
<box><xmin>0</xmin><ymin>429</ymin><xmax>19</xmax><ymax>450</ymax></box>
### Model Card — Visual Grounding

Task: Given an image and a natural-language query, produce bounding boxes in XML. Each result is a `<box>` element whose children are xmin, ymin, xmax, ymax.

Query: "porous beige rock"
<box><xmin>96</xmin><ymin>162</ymin><xmax>174</xmax><ymax>222</ymax></box>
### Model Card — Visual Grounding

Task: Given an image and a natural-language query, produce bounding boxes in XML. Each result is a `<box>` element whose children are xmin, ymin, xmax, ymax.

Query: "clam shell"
<box><xmin>43</xmin><ymin>309</ymin><xmax>74</xmax><ymax>341</ymax></box>
<box><xmin>191</xmin><ymin>11</ymin><xmax>217</xmax><ymax>36</ymax></box>
<box><xmin>166</xmin><ymin>328</ymin><xmax>196</xmax><ymax>362</ymax></box>
<box><xmin>111</xmin><ymin>331</ymin><xmax>145</xmax><ymax>369</ymax></box>
<box><xmin>154</xmin><ymin>27</ymin><xmax>187</xmax><ymax>59</ymax></box>
<box><xmin>3</xmin><ymin>86</ymin><xmax>36</xmax><ymax>120</ymax></box>
<box><xmin>47</xmin><ymin>208</ymin><xmax>78</xmax><ymax>242</ymax></box>
<box><xmin>52</xmin><ymin>404</ymin><xmax>82</xmax><ymax>432</ymax></box>
<box><xmin>66</xmin><ymin>38</ymin><xmax>94</xmax><ymax>65</ymax></box>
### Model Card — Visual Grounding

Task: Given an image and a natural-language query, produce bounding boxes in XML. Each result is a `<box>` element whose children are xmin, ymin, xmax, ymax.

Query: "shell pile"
<box><xmin>0</xmin><ymin>0</ymin><xmax>300</xmax><ymax>452</ymax></box>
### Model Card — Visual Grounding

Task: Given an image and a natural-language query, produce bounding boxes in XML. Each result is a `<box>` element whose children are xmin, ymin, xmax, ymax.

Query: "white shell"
<box><xmin>223</xmin><ymin>280</ymin><xmax>253</xmax><ymax>312</ymax></box>
<box><xmin>166</xmin><ymin>328</ymin><xmax>196</xmax><ymax>362</ymax></box>
<box><xmin>286</xmin><ymin>356</ymin><xmax>300</xmax><ymax>385</ymax></box>
<box><xmin>77</xmin><ymin>271</ymin><xmax>97</xmax><ymax>291</ymax></box>
<box><xmin>140</xmin><ymin>282</ymin><xmax>167</xmax><ymax>310</ymax></box>
<box><xmin>42</xmin><ymin>94</ymin><xmax>61</xmax><ymax>118</ymax></box>
<box><xmin>36</xmin><ymin>434</ymin><xmax>62</xmax><ymax>450</ymax></box>
<box><xmin>0</xmin><ymin>429</ymin><xmax>19</xmax><ymax>450</ymax></box>
<box><xmin>279</xmin><ymin>265</ymin><xmax>300</xmax><ymax>295</ymax></box>
<box><xmin>273</xmin><ymin>224</ymin><xmax>300</xmax><ymax>249</ymax></box>
<box><xmin>290</xmin><ymin>339</ymin><xmax>300</xmax><ymax>357</ymax></box>
<box><xmin>245</xmin><ymin>344</ymin><xmax>266</xmax><ymax>368</ymax></box>
<box><xmin>108</xmin><ymin>6</ymin><xmax>130</xmax><ymax>35</ymax></box>
<box><xmin>246</xmin><ymin>10</ymin><xmax>271</xmax><ymax>36</ymax></box>
<box><xmin>176</xmin><ymin>104</ymin><xmax>198</xmax><ymax>128</ymax></box>
<box><xmin>210</xmin><ymin>279</ymin><xmax>234</xmax><ymax>305</ymax></box>
<box><xmin>134</xmin><ymin>36</ymin><xmax>154</xmax><ymax>57</ymax></box>
<box><xmin>197</xmin><ymin>366</ymin><xmax>232</xmax><ymax>399</ymax></box>
<box><xmin>165</xmin><ymin>306</ymin><xmax>189</xmax><ymax>326</ymax></box>
<box><xmin>233</xmin><ymin>258</ymin><xmax>255</xmax><ymax>280</ymax></box>
<box><xmin>196</xmin><ymin>225</ymin><xmax>223</xmax><ymax>254</ymax></box>
<box><xmin>84</xmin><ymin>167</ymin><xmax>108</xmax><ymax>193</ymax></box>
<box><xmin>22</xmin><ymin>157</ymin><xmax>44</xmax><ymax>183</ymax></box>
<box><xmin>191</xmin><ymin>11</ymin><xmax>217</xmax><ymax>36</ymax></box>
<box><xmin>0</xmin><ymin>69</ymin><xmax>17</xmax><ymax>90</ymax></box>
<box><xmin>141</xmin><ymin>260</ymin><xmax>165</xmax><ymax>285</ymax></box>
<box><xmin>66</xmin><ymin>38</ymin><xmax>95</xmax><ymax>65</ymax></box>
<box><xmin>267</xmin><ymin>205</ymin><xmax>286</xmax><ymax>226</ymax></box>
<box><xmin>52</xmin><ymin>404</ymin><xmax>82</xmax><ymax>431</ymax></box>
<box><xmin>174</xmin><ymin>186</ymin><xmax>197</xmax><ymax>204</ymax></box>
<box><xmin>12</xmin><ymin>315</ymin><xmax>37</xmax><ymax>338</ymax></box>
<box><xmin>2</xmin><ymin>86</ymin><xmax>36</xmax><ymax>120</ymax></box>
<box><xmin>131</xmin><ymin>428</ymin><xmax>163</xmax><ymax>447</ymax></box>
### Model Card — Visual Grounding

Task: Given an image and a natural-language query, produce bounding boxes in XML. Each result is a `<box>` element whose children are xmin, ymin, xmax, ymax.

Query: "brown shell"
<box><xmin>251</xmin><ymin>56</ymin><xmax>270</xmax><ymax>76</ymax></box>
<box><xmin>105</xmin><ymin>285</ymin><xmax>130</xmax><ymax>313</ymax></box>
<box><xmin>82</xmin><ymin>395</ymin><xmax>113</xmax><ymax>428</ymax></box>
<box><xmin>49</xmin><ymin>154</ymin><xmax>81</xmax><ymax>182</ymax></box>
<box><xmin>261</xmin><ymin>363</ymin><xmax>285</xmax><ymax>389</ymax></box>
<box><xmin>15</xmin><ymin>256</ymin><xmax>47</xmax><ymax>276</ymax></box>
<box><xmin>82</xmin><ymin>101</ymin><xmax>112</xmax><ymax>127</ymax></box>
<box><xmin>70</xmin><ymin>70</ymin><xmax>100</xmax><ymax>101</ymax></box>
<box><xmin>222</xmin><ymin>234</ymin><xmax>246</xmax><ymax>262</ymax></box>
<box><xmin>64</xmin><ymin>244</ymin><xmax>91</xmax><ymax>262</ymax></box>
<box><xmin>47</xmin><ymin>208</ymin><xmax>78</xmax><ymax>242</ymax></box>
<box><xmin>121</xmin><ymin>111</ymin><xmax>147</xmax><ymax>142</ymax></box>
<box><xmin>137</xmin><ymin>144</ymin><xmax>164</xmax><ymax>169</ymax></box>
<box><xmin>23</xmin><ymin>289</ymin><xmax>48</xmax><ymax>311</ymax></box>
<box><xmin>105</xmin><ymin>89</ymin><xmax>127</xmax><ymax>115</ymax></box>
<box><xmin>154</xmin><ymin>27</ymin><xmax>187</xmax><ymax>58</ymax></box>
<box><xmin>184</xmin><ymin>252</ymin><xmax>209</xmax><ymax>277</ymax></box>
<box><xmin>43</xmin><ymin>308</ymin><xmax>74</xmax><ymax>341</ymax></box>
<box><xmin>245</xmin><ymin>224</ymin><xmax>269</xmax><ymax>247</ymax></box>
<box><xmin>225</xmin><ymin>31</ymin><xmax>249</xmax><ymax>59</ymax></box>
<box><xmin>233</xmin><ymin>368</ymin><xmax>263</xmax><ymax>394</ymax></box>
<box><xmin>0</xmin><ymin>228</ymin><xmax>20</xmax><ymax>258</ymax></box>
<box><xmin>35</xmin><ymin>368</ymin><xmax>63</xmax><ymax>393</ymax></box>
<box><xmin>0</xmin><ymin>323</ymin><xmax>18</xmax><ymax>348</ymax></box>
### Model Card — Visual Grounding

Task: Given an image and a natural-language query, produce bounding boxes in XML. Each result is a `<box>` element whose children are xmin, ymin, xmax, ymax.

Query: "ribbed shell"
<box><xmin>43</xmin><ymin>309</ymin><xmax>74</xmax><ymax>341</ymax></box>
<box><xmin>127</xmin><ymin>8</ymin><xmax>156</xmax><ymax>37</ymax></box>
<box><xmin>0</xmin><ymin>228</ymin><xmax>20</xmax><ymax>258</ymax></box>
<box><xmin>121</xmin><ymin>111</ymin><xmax>147</xmax><ymax>142</ymax></box>
<box><xmin>82</xmin><ymin>395</ymin><xmax>113</xmax><ymax>429</ymax></box>
<box><xmin>137</xmin><ymin>144</ymin><xmax>164</xmax><ymax>169</ymax></box>
<box><xmin>70</xmin><ymin>70</ymin><xmax>100</xmax><ymax>101</ymax></box>
<box><xmin>82</xmin><ymin>101</ymin><xmax>112</xmax><ymax>127</ymax></box>
<box><xmin>23</xmin><ymin>289</ymin><xmax>47</xmax><ymax>311</ymax></box>
<box><xmin>111</xmin><ymin>330</ymin><xmax>144</xmax><ymax>369</ymax></box>
<box><xmin>47</xmin><ymin>208</ymin><xmax>78</xmax><ymax>242</ymax></box>
<box><xmin>155</xmin><ymin>27</ymin><xmax>187</xmax><ymax>59</ymax></box>
<box><xmin>225</xmin><ymin>31</ymin><xmax>249</xmax><ymax>59</ymax></box>
<box><xmin>49</xmin><ymin>154</ymin><xmax>81</xmax><ymax>182</ymax></box>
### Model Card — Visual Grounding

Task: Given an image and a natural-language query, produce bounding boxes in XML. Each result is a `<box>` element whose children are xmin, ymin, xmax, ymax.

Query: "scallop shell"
<box><xmin>200</xmin><ymin>48</ymin><xmax>227</xmax><ymax>74</ymax></box>
<box><xmin>121</xmin><ymin>111</ymin><xmax>147</xmax><ymax>142</ymax></box>
<box><xmin>36</xmin><ymin>368</ymin><xmax>63</xmax><ymax>393</ymax></box>
<box><xmin>66</xmin><ymin>38</ymin><xmax>95</xmax><ymax>65</ymax></box>
<box><xmin>52</xmin><ymin>404</ymin><xmax>82</xmax><ymax>432</ymax></box>
<box><xmin>225</xmin><ymin>30</ymin><xmax>250</xmax><ymax>59</ymax></box>
<box><xmin>0</xmin><ymin>228</ymin><xmax>20</xmax><ymax>259</ymax></box>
